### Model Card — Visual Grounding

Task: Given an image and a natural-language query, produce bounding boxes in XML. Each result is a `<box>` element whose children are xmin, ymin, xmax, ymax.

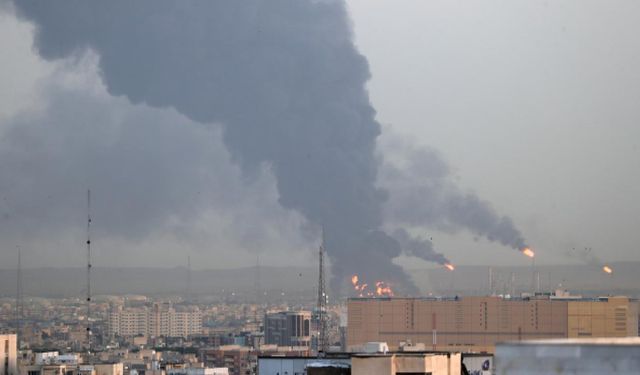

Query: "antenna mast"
<box><xmin>316</xmin><ymin>228</ymin><xmax>328</xmax><ymax>355</ymax></box>
<box><xmin>15</xmin><ymin>245</ymin><xmax>23</xmax><ymax>345</ymax></box>
<box><xmin>86</xmin><ymin>189</ymin><xmax>92</xmax><ymax>354</ymax></box>
<box><xmin>254</xmin><ymin>255</ymin><xmax>261</xmax><ymax>331</ymax></box>
<box><xmin>187</xmin><ymin>255</ymin><xmax>192</xmax><ymax>303</ymax></box>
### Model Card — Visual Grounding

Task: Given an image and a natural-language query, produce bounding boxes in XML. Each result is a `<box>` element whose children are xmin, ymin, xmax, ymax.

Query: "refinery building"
<box><xmin>347</xmin><ymin>290</ymin><xmax>639</xmax><ymax>353</ymax></box>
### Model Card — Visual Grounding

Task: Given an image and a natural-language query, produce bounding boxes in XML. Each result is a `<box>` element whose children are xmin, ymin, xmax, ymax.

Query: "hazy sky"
<box><xmin>1</xmin><ymin>1</ymin><xmax>639</xmax><ymax>272</ymax></box>
<box><xmin>347</xmin><ymin>0</ymin><xmax>640</xmax><ymax>268</ymax></box>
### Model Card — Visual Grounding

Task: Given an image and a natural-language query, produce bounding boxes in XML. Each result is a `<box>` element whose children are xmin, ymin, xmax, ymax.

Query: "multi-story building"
<box><xmin>348</xmin><ymin>292</ymin><xmax>639</xmax><ymax>353</ymax></box>
<box><xmin>1</xmin><ymin>334</ymin><xmax>17</xmax><ymax>375</ymax></box>
<box><xmin>263</xmin><ymin>311</ymin><xmax>311</xmax><ymax>347</ymax></box>
<box><xmin>108</xmin><ymin>304</ymin><xmax>201</xmax><ymax>338</ymax></box>
<box><xmin>108</xmin><ymin>307</ymin><xmax>149</xmax><ymax>337</ymax></box>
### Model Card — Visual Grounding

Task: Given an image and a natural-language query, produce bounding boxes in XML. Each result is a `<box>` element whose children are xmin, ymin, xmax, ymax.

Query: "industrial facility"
<box><xmin>347</xmin><ymin>291</ymin><xmax>639</xmax><ymax>353</ymax></box>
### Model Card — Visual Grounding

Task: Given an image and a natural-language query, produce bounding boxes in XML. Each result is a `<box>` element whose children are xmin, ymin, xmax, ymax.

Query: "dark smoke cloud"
<box><xmin>8</xmin><ymin>0</ymin><xmax>527</xmax><ymax>294</ymax></box>
<box><xmin>380</xmin><ymin>134</ymin><xmax>528</xmax><ymax>251</ymax></box>
<box><xmin>10</xmin><ymin>0</ymin><xmax>435</xmax><ymax>294</ymax></box>
<box><xmin>0</xmin><ymin>68</ymin><xmax>305</xmax><ymax>264</ymax></box>
<box><xmin>392</xmin><ymin>228</ymin><xmax>448</xmax><ymax>265</ymax></box>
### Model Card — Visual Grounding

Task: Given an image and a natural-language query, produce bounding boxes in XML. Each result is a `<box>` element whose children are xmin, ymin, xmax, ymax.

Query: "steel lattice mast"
<box><xmin>187</xmin><ymin>255</ymin><xmax>192</xmax><ymax>302</ymax></box>
<box><xmin>316</xmin><ymin>228</ymin><xmax>328</xmax><ymax>355</ymax></box>
<box><xmin>15</xmin><ymin>245</ymin><xmax>23</xmax><ymax>345</ymax></box>
<box><xmin>86</xmin><ymin>189</ymin><xmax>92</xmax><ymax>354</ymax></box>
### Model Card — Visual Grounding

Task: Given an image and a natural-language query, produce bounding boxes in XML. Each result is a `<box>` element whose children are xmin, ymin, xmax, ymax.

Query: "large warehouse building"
<box><xmin>347</xmin><ymin>291</ymin><xmax>639</xmax><ymax>353</ymax></box>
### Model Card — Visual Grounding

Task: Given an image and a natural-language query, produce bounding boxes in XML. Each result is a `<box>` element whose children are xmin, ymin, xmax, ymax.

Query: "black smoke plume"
<box><xmin>380</xmin><ymin>136</ymin><xmax>529</xmax><ymax>252</ymax></box>
<box><xmin>10</xmin><ymin>0</ymin><xmax>526</xmax><ymax>294</ymax></box>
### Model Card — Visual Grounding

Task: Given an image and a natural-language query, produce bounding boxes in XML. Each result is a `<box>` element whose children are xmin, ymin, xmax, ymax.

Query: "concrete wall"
<box><xmin>351</xmin><ymin>354</ymin><xmax>460</xmax><ymax>375</ymax></box>
<box><xmin>495</xmin><ymin>340</ymin><xmax>640</xmax><ymax>374</ymax></box>
<box><xmin>351</xmin><ymin>357</ymin><xmax>392</xmax><ymax>375</ymax></box>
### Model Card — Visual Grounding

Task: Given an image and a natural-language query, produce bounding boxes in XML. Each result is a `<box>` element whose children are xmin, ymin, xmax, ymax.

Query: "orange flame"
<box><xmin>444</xmin><ymin>263</ymin><xmax>455</xmax><ymax>271</ymax></box>
<box><xmin>351</xmin><ymin>274</ymin><xmax>393</xmax><ymax>297</ymax></box>
<box><xmin>522</xmin><ymin>248</ymin><xmax>535</xmax><ymax>258</ymax></box>
<box><xmin>375</xmin><ymin>281</ymin><xmax>394</xmax><ymax>296</ymax></box>
<box><xmin>603</xmin><ymin>265</ymin><xmax>613</xmax><ymax>274</ymax></box>
<box><xmin>351</xmin><ymin>275</ymin><xmax>359</xmax><ymax>285</ymax></box>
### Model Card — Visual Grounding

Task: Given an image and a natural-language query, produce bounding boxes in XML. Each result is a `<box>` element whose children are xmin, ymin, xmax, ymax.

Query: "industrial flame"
<box><xmin>351</xmin><ymin>274</ymin><xmax>394</xmax><ymax>297</ymax></box>
<box><xmin>375</xmin><ymin>281</ymin><xmax>394</xmax><ymax>297</ymax></box>
<box><xmin>603</xmin><ymin>265</ymin><xmax>613</xmax><ymax>274</ymax></box>
<box><xmin>444</xmin><ymin>263</ymin><xmax>455</xmax><ymax>271</ymax></box>
<box><xmin>351</xmin><ymin>275</ymin><xmax>359</xmax><ymax>285</ymax></box>
<box><xmin>522</xmin><ymin>248</ymin><xmax>535</xmax><ymax>258</ymax></box>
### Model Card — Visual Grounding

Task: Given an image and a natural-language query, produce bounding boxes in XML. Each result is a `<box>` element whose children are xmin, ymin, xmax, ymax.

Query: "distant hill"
<box><xmin>0</xmin><ymin>266</ymin><xmax>316</xmax><ymax>298</ymax></box>
<box><xmin>1</xmin><ymin>262</ymin><xmax>639</xmax><ymax>298</ymax></box>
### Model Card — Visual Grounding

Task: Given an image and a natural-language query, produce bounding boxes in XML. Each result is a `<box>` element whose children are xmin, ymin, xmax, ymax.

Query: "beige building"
<box><xmin>348</xmin><ymin>294</ymin><xmax>639</xmax><ymax>353</ymax></box>
<box><xmin>1</xmin><ymin>334</ymin><xmax>18</xmax><ymax>375</ymax></box>
<box><xmin>351</xmin><ymin>353</ymin><xmax>461</xmax><ymax>375</ymax></box>
<box><xmin>108</xmin><ymin>304</ymin><xmax>202</xmax><ymax>338</ymax></box>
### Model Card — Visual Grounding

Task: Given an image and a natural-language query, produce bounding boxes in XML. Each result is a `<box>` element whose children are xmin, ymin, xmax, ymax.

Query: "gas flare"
<box><xmin>603</xmin><ymin>265</ymin><xmax>613</xmax><ymax>274</ymax></box>
<box><xmin>522</xmin><ymin>248</ymin><xmax>535</xmax><ymax>258</ymax></box>
<box><xmin>351</xmin><ymin>275</ymin><xmax>359</xmax><ymax>286</ymax></box>
<box><xmin>444</xmin><ymin>263</ymin><xmax>455</xmax><ymax>271</ymax></box>
<box><xmin>351</xmin><ymin>274</ymin><xmax>394</xmax><ymax>297</ymax></box>
<box><xmin>375</xmin><ymin>281</ymin><xmax>394</xmax><ymax>297</ymax></box>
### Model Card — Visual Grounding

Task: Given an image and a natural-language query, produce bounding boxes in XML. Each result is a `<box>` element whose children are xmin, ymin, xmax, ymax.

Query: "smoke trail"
<box><xmin>392</xmin><ymin>228</ymin><xmax>449</xmax><ymax>265</ymax></box>
<box><xmin>9</xmin><ymin>0</ymin><xmax>440</xmax><ymax>294</ymax></box>
<box><xmin>380</xmin><ymin>135</ymin><xmax>529</xmax><ymax>252</ymax></box>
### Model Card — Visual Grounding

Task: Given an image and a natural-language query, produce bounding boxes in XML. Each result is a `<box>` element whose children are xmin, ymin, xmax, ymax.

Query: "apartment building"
<box><xmin>263</xmin><ymin>311</ymin><xmax>311</xmax><ymax>347</ymax></box>
<box><xmin>108</xmin><ymin>304</ymin><xmax>201</xmax><ymax>338</ymax></box>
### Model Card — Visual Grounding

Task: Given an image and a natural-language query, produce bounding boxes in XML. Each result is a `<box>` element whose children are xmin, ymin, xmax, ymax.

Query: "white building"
<box><xmin>34</xmin><ymin>352</ymin><xmax>80</xmax><ymax>365</ymax></box>
<box><xmin>166</xmin><ymin>368</ymin><xmax>228</xmax><ymax>375</ymax></box>
<box><xmin>495</xmin><ymin>337</ymin><xmax>640</xmax><ymax>374</ymax></box>
<box><xmin>258</xmin><ymin>357</ymin><xmax>351</xmax><ymax>375</ymax></box>
<box><xmin>1</xmin><ymin>334</ymin><xmax>18</xmax><ymax>375</ymax></box>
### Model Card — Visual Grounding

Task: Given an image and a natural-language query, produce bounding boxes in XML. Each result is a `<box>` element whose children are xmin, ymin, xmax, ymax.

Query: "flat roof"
<box><xmin>348</xmin><ymin>296</ymin><xmax>637</xmax><ymax>302</ymax></box>
<box><xmin>498</xmin><ymin>338</ymin><xmax>640</xmax><ymax>346</ymax></box>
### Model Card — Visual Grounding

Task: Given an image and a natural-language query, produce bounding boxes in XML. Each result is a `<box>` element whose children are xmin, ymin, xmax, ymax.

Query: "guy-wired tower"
<box><xmin>316</xmin><ymin>228</ymin><xmax>328</xmax><ymax>355</ymax></box>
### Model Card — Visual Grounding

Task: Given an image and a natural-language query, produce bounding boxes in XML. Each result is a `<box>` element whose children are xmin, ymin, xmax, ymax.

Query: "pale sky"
<box><xmin>347</xmin><ymin>0</ymin><xmax>640</xmax><ymax>267</ymax></box>
<box><xmin>1</xmin><ymin>1</ymin><xmax>639</xmax><ymax>271</ymax></box>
